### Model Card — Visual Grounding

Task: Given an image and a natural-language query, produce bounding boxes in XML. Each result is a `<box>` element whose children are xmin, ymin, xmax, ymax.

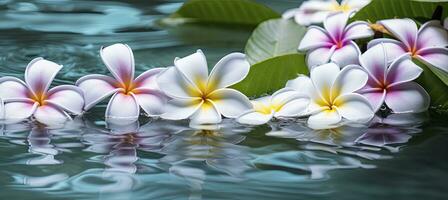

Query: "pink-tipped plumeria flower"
<box><xmin>358</xmin><ymin>43</ymin><xmax>430</xmax><ymax>113</ymax></box>
<box><xmin>283</xmin><ymin>0</ymin><xmax>371</xmax><ymax>26</ymax></box>
<box><xmin>368</xmin><ymin>19</ymin><xmax>448</xmax><ymax>72</ymax></box>
<box><xmin>157</xmin><ymin>50</ymin><xmax>253</xmax><ymax>125</ymax></box>
<box><xmin>236</xmin><ymin>88</ymin><xmax>310</xmax><ymax>125</ymax></box>
<box><xmin>76</xmin><ymin>43</ymin><xmax>168</xmax><ymax>120</ymax></box>
<box><xmin>0</xmin><ymin>58</ymin><xmax>84</xmax><ymax>124</ymax></box>
<box><xmin>286</xmin><ymin>63</ymin><xmax>374</xmax><ymax>129</ymax></box>
<box><xmin>298</xmin><ymin>12</ymin><xmax>374</xmax><ymax>68</ymax></box>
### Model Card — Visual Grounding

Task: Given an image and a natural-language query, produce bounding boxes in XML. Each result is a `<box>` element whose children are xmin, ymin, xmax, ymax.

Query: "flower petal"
<box><xmin>76</xmin><ymin>74</ymin><xmax>120</xmax><ymax>110</ymax></box>
<box><xmin>0</xmin><ymin>77</ymin><xmax>31</xmax><ymax>100</ymax></box>
<box><xmin>367</xmin><ymin>39</ymin><xmax>408</xmax><ymax>63</ymax></box>
<box><xmin>100</xmin><ymin>43</ymin><xmax>135</xmax><ymax>86</ymax></box>
<box><xmin>174</xmin><ymin>50</ymin><xmax>208</xmax><ymax>90</ymax></box>
<box><xmin>25</xmin><ymin>58</ymin><xmax>62</xmax><ymax>97</ymax></box>
<box><xmin>34</xmin><ymin>104</ymin><xmax>71</xmax><ymax>125</ymax></box>
<box><xmin>417</xmin><ymin>20</ymin><xmax>448</xmax><ymax>49</ymax></box>
<box><xmin>3</xmin><ymin>100</ymin><xmax>37</xmax><ymax>121</ymax></box>
<box><xmin>386</xmin><ymin>54</ymin><xmax>422</xmax><ymax>87</ymax></box>
<box><xmin>132</xmin><ymin>89</ymin><xmax>168</xmax><ymax>117</ymax></box>
<box><xmin>343</xmin><ymin>0</ymin><xmax>371</xmax><ymax>9</ymax></box>
<box><xmin>207</xmin><ymin>88</ymin><xmax>252</xmax><ymax>118</ymax></box>
<box><xmin>324</xmin><ymin>12</ymin><xmax>350</xmax><ymax>43</ymax></box>
<box><xmin>190</xmin><ymin>100</ymin><xmax>222</xmax><ymax>125</ymax></box>
<box><xmin>105</xmin><ymin>92</ymin><xmax>140</xmax><ymax>119</ymax></box>
<box><xmin>133</xmin><ymin>68</ymin><xmax>164</xmax><ymax>90</ymax></box>
<box><xmin>295</xmin><ymin>11</ymin><xmax>331</xmax><ymax>26</ymax></box>
<box><xmin>334</xmin><ymin>93</ymin><xmax>374</xmax><ymax>122</ymax></box>
<box><xmin>360</xmin><ymin>88</ymin><xmax>386</xmax><ymax>112</ymax></box>
<box><xmin>310</xmin><ymin>62</ymin><xmax>340</xmax><ymax>103</ymax></box>
<box><xmin>298</xmin><ymin>26</ymin><xmax>332</xmax><ymax>50</ymax></box>
<box><xmin>330</xmin><ymin>41</ymin><xmax>361</xmax><ymax>67</ymax></box>
<box><xmin>360</xmin><ymin>43</ymin><xmax>388</xmax><ymax>85</ymax></box>
<box><xmin>0</xmin><ymin>98</ymin><xmax>4</xmax><ymax>119</ymax></box>
<box><xmin>156</xmin><ymin>66</ymin><xmax>198</xmax><ymax>99</ymax></box>
<box><xmin>236</xmin><ymin>110</ymin><xmax>273</xmax><ymax>125</ymax></box>
<box><xmin>378</xmin><ymin>18</ymin><xmax>417</xmax><ymax>49</ymax></box>
<box><xmin>416</xmin><ymin>47</ymin><xmax>448</xmax><ymax>73</ymax></box>
<box><xmin>285</xmin><ymin>75</ymin><xmax>314</xmax><ymax>96</ymax></box>
<box><xmin>161</xmin><ymin>98</ymin><xmax>202</xmax><ymax>120</ymax></box>
<box><xmin>385</xmin><ymin>82</ymin><xmax>430</xmax><ymax>113</ymax></box>
<box><xmin>208</xmin><ymin>53</ymin><xmax>250</xmax><ymax>89</ymax></box>
<box><xmin>331</xmin><ymin>64</ymin><xmax>368</xmax><ymax>99</ymax></box>
<box><xmin>344</xmin><ymin>21</ymin><xmax>374</xmax><ymax>41</ymax></box>
<box><xmin>45</xmin><ymin>85</ymin><xmax>85</xmax><ymax>115</ymax></box>
<box><xmin>307</xmin><ymin>110</ymin><xmax>342</xmax><ymax>128</ymax></box>
<box><xmin>306</xmin><ymin>46</ymin><xmax>336</xmax><ymax>68</ymax></box>
<box><xmin>274</xmin><ymin>97</ymin><xmax>310</xmax><ymax>118</ymax></box>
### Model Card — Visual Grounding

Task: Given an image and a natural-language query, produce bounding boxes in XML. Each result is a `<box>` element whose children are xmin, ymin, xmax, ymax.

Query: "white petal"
<box><xmin>386</xmin><ymin>54</ymin><xmax>422</xmax><ymax>87</ymax></box>
<box><xmin>0</xmin><ymin>77</ymin><xmax>30</xmax><ymax>100</ymax></box>
<box><xmin>105</xmin><ymin>92</ymin><xmax>140</xmax><ymax>119</ymax></box>
<box><xmin>306</xmin><ymin>46</ymin><xmax>336</xmax><ymax>68</ymax></box>
<box><xmin>360</xmin><ymin>43</ymin><xmax>388</xmax><ymax>85</ymax></box>
<box><xmin>331</xmin><ymin>65</ymin><xmax>368</xmax><ymax>99</ymax></box>
<box><xmin>334</xmin><ymin>93</ymin><xmax>374</xmax><ymax>122</ymax></box>
<box><xmin>417</xmin><ymin>20</ymin><xmax>448</xmax><ymax>48</ymax></box>
<box><xmin>236</xmin><ymin>110</ymin><xmax>273</xmax><ymax>125</ymax></box>
<box><xmin>100</xmin><ymin>43</ymin><xmax>135</xmax><ymax>86</ymax></box>
<box><xmin>298</xmin><ymin>26</ymin><xmax>333</xmax><ymax>50</ymax></box>
<box><xmin>133</xmin><ymin>68</ymin><xmax>164</xmax><ymax>90</ymax></box>
<box><xmin>367</xmin><ymin>39</ymin><xmax>408</xmax><ymax>63</ymax></box>
<box><xmin>132</xmin><ymin>89</ymin><xmax>168</xmax><ymax>117</ymax></box>
<box><xmin>307</xmin><ymin>110</ymin><xmax>342</xmax><ymax>128</ymax></box>
<box><xmin>174</xmin><ymin>50</ymin><xmax>208</xmax><ymax>90</ymax></box>
<box><xmin>385</xmin><ymin>82</ymin><xmax>430</xmax><ymax>113</ymax></box>
<box><xmin>416</xmin><ymin>47</ymin><xmax>448</xmax><ymax>73</ymax></box>
<box><xmin>295</xmin><ymin>11</ymin><xmax>331</xmax><ymax>26</ymax></box>
<box><xmin>76</xmin><ymin>74</ymin><xmax>120</xmax><ymax>110</ymax></box>
<box><xmin>208</xmin><ymin>53</ymin><xmax>250</xmax><ymax>89</ymax></box>
<box><xmin>330</xmin><ymin>41</ymin><xmax>361</xmax><ymax>67</ymax></box>
<box><xmin>156</xmin><ymin>66</ymin><xmax>198</xmax><ymax>99</ymax></box>
<box><xmin>285</xmin><ymin>75</ymin><xmax>314</xmax><ymax>96</ymax></box>
<box><xmin>3</xmin><ymin>101</ymin><xmax>37</xmax><ymax>121</ymax></box>
<box><xmin>343</xmin><ymin>0</ymin><xmax>371</xmax><ymax>9</ymax></box>
<box><xmin>189</xmin><ymin>100</ymin><xmax>222</xmax><ymax>125</ymax></box>
<box><xmin>324</xmin><ymin>12</ymin><xmax>351</xmax><ymax>42</ymax></box>
<box><xmin>0</xmin><ymin>98</ymin><xmax>4</xmax><ymax>119</ymax></box>
<box><xmin>207</xmin><ymin>88</ymin><xmax>252</xmax><ymax>118</ymax></box>
<box><xmin>25</xmin><ymin>58</ymin><xmax>62</xmax><ymax>97</ymax></box>
<box><xmin>378</xmin><ymin>19</ymin><xmax>417</xmax><ymax>49</ymax></box>
<box><xmin>344</xmin><ymin>21</ymin><xmax>374</xmax><ymax>41</ymax></box>
<box><xmin>310</xmin><ymin>63</ymin><xmax>340</xmax><ymax>103</ymax></box>
<box><xmin>34</xmin><ymin>104</ymin><xmax>71</xmax><ymax>125</ymax></box>
<box><xmin>274</xmin><ymin>97</ymin><xmax>310</xmax><ymax>117</ymax></box>
<box><xmin>282</xmin><ymin>8</ymin><xmax>299</xmax><ymax>19</ymax></box>
<box><xmin>161</xmin><ymin>98</ymin><xmax>202</xmax><ymax>120</ymax></box>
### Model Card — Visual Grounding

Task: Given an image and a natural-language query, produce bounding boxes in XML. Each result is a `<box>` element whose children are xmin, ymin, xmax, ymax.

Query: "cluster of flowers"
<box><xmin>0</xmin><ymin>11</ymin><xmax>446</xmax><ymax>129</ymax></box>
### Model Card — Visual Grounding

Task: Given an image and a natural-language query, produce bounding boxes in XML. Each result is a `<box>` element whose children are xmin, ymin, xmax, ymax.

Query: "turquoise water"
<box><xmin>0</xmin><ymin>1</ymin><xmax>447</xmax><ymax>199</ymax></box>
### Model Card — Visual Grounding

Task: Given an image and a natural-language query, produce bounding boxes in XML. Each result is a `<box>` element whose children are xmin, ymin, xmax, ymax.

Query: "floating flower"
<box><xmin>368</xmin><ymin>19</ymin><xmax>448</xmax><ymax>72</ymax></box>
<box><xmin>358</xmin><ymin>43</ymin><xmax>430</xmax><ymax>113</ymax></box>
<box><xmin>283</xmin><ymin>0</ymin><xmax>371</xmax><ymax>26</ymax></box>
<box><xmin>236</xmin><ymin>88</ymin><xmax>309</xmax><ymax>125</ymax></box>
<box><xmin>298</xmin><ymin>12</ymin><xmax>374</xmax><ymax>68</ymax></box>
<box><xmin>76</xmin><ymin>43</ymin><xmax>168</xmax><ymax>120</ymax></box>
<box><xmin>157</xmin><ymin>50</ymin><xmax>252</xmax><ymax>125</ymax></box>
<box><xmin>0</xmin><ymin>58</ymin><xmax>84</xmax><ymax>124</ymax></box>
<box><xmin>286</xmin><ymin>63</ymin><xmax>374</xmax><ymax>128</ymax></box>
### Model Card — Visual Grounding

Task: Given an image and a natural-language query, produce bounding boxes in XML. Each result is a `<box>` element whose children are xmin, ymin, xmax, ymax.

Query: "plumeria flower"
<box><xmin>286</xmin><ymin>63</ymin><xmax>374</xmax><ymax>129</ymax></box>
<box><xmin>298</xmin><ymin>12</ymin><xmax>374</xmax><ymax>68</ymax></box>
<box><xmin>368</xmin><ymin>19</ymin><xmax>448</xmax><ymax>72</ymax></box>
<box><xmin>358</xmin><ymin>43</ymin><xmax>430</xmax><ymax>113</ymax></box>
<box><xmin>0</xmin><ymin>58</ymin><xmax>84</xmax><ymax>124</ymax></box>
<box><xmin>76</xmin><ymin>43</ymin><xmax>168</xmax><ymax>120</ymax></box>
<box><xmin>283</xmin><ymin>0</ymin><xmax>371</xmax><ymax>26</ymax></box>
<box><xmin>236</xmin><ymin>88</ymin><xmax>309</xmax><ymax>125</ymax></box>
<box><xmin>157</xmin><ymin>50</ymin><xmax>252</xmax><ymax>125</ymax></box>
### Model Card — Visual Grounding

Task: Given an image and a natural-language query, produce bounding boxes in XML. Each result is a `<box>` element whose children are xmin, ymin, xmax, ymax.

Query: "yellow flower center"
<box><xmin>253</xmin><ymin>101</ymin><xmax>282</xmax><ymax>115</ymax></box>
<box><xmin>31</xmin><ymin>90</ymin><xmax>47</xmax><ymax>106</ymax></box>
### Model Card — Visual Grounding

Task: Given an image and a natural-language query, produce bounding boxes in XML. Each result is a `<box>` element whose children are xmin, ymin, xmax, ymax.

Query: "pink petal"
<box><xmin>306</xmin><ymin>46</ymin><xmax>335</xmax><ymax>68</ymax></box>
<box><xmin>324</xmin><ymin>12</ymin><xmax>351</xmax><ymax>43</ymax></box>
<box><xmin>386</xmin><ymin>54</ymin><xmax>422</xmax><ymax>87</ymax></box>
<box><xmin>359</xmin><ymin>43</ymin><xmax>388</xmax><ymax>86</ymax></box>
<box><xmin>105</xmin><ymin>92</ymin><xmax>140</xmax><ymax>119</ymax></box>
<box><xmin>378</xmin><ymin>19</ymin><xmax>417</xmax><ymax>49</ymax></box>
<box><xmin>133</xmin><ymin>68</ymin><xmax>164</xmax><ymax>90</ymax></box>
<box><xmin>100</xmin><ymin>43</ymin><xmax>135</xmax><ymax>87</ymax></box>
<box><xmin>25</xmin><ymin>58</ymin><xmax>62</xmax><ymax>98</ymax></box>
<box><xmin>385</xmin><ymin>82</ymin><xmax>430</xmax><ymax>113</ymax></box>
<box><xmin>343</xmin><ymin>21</ymin><xmax>374</xmax><ymax>41</ymax></box>
<box><xmin>417</xmin><ymin>20</ymin><xmax>448</xmax><ymax>49</ymax></box>
<box><xmin>360</xmin><ymin>89</ymin><xmax>386</xmax><ymax>112</ymax></box>
<box><xmin>330</xmin><ymin>41</ymin><xmax>361</xmax><ymax>67</ymax></box>
<box><xmin>367</xmin><ymin>39</ymin><xmax>408</xmax><ymax>63</ymax></box>
<box><xmin>34</xmin><ymin>104</ymin><xmax>71</xmax><ymax>125</ymax></box>
<box><xmin>174</xmin><ymin>50</ymin><xmax>208</xmax><ymax>90</ymax></box>
<box><xmin>208</xmin><ymin>53</ymin><xmax>250</xmax><ymax>89</ymax></box>
<box><xmin>132</xmin><ymin>89</ymin><xmax>168</xmax><ymax>117</ymax></box>
<box><xmin>45</xmin><ymin>85</ymin><xmax>85</xmax><ymax>115</ymax></box>
<box><xmin>298</xmin><ymin>26</ymin><xmax>333</xmax><ymax>50</ymax></box>
<box><xmin>416</xmin><ymin>47</ymin><xmax>448</xmax><ymax>73</ymax></box>
<box><xmin>76</xmin><ymin>74</ymin><xmax>121</xmax><ymax>110</ymax></box>
<box><xmin>0</xmin><ymin>77</ymin><xmax>31</xmax><ymax>100</ymax></box>
<box><xmin>3</xmin><ymin>100</ymin><xmax>38</xmax><ymax>122</ymax></box>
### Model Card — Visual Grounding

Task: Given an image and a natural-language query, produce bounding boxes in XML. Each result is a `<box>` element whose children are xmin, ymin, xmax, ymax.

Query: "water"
<box><xmin>0</xmin><ymin>1</ymin><xmax>447</xmax><ymax>199</ymax></box>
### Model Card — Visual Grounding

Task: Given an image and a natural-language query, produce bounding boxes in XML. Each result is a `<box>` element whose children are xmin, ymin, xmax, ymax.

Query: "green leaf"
<box><xmin>163</xmin><ymin>0</ymin><xmax>280</xmax><ymax>26</ymax></box>
<box><xmin>244</xmin><ymin>18</ymin><xmax>307</xmax><ymax>65</ymax></box>
<box><xmin>414</xmin><ymin>59</ymin><xmax>448</xmax><ymax>113</ymax></box>
<box><xmin>232</xmin><ymin>53</ymin><xmax>308</xmax><ymax>97</ymax></box>
<box><xmin>351</xmin><ymin>0</ymin><xmax>448</xmax><ymax>22</ymax></box>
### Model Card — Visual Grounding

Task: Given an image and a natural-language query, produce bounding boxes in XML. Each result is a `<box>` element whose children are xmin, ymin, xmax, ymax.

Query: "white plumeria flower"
<box><xmin>286</xmin><ymin>63</ymin><xmax>374</xmax><ymax>128</ymax></box>
<box><xmin>368</xmin><ymin>19</ymin><xmax>448</xmax><ymax>72</ymax></box>
<box><xmin>76</xmin><ymin>43</ymin><xmax>168</xmax><ymax>120</ymax></box>
<box><xmin>236</xmin><ymin>88</ymin><xmax>310</xmax><ymax>125</ymax></box>
<box><xmin>283</xmin><ymin>0</ymin><xmax>371</xmax><ymax>26</ymax></box>
<box><xmin>0</xmin><ymin>58</ymin><xmax>84</xmax><ymax>124</ymax></box>
<box><xmin>298</xmin><ymin>12</ymin><xmax>374</xmax><ymax>68</ymax></box>
<box><xmin>358</xmin><ymin>43</ymin><xmax>429</xmax><ymax>113</ymax></box>
<box><xmin>157</xmin><ymin>50</ymin><xmax>253</xmax><ymax>125</ymax></box>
